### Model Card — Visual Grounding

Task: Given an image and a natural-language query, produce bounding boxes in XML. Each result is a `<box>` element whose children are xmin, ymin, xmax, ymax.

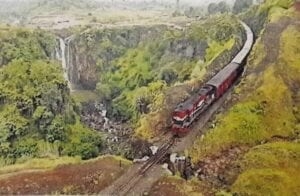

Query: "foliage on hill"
<box><xmin>0</xmin><ymin>27</ymin><xmax>103</xmax><ymax>165</ymax></box>
<box><xmin>233</xmin><ymin>0</ymin><xmax>253</xmax><ymax>14</ymax></box>
<box><xmin>0</xmin><ymin>27</ymin><xmax>56</xmax><ymax>66</ymax></box>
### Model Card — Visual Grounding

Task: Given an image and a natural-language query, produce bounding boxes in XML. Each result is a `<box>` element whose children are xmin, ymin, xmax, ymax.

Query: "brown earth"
<box><xmin>149</xmin><ymin>176</ymin><xmax>215</xmax><ymax>196</ymax></box>
<box><xmin>295</xmin><ymin>2</ymin><xmax>300</xmax><ymax>11</ymax></box>
<box><xmin>251</xmin><ymin>17</ymin><xmax>292</xmax><ymax>74</ymax></box>
<box><xmin>194</xmin><ymin>145</ymin><xmax>250</xmax><ymax>188</ymax></box>
<box><xmin>0</xmin><ymin>157</ymin><xmax>130</xmax><ymax>195</ymax></box>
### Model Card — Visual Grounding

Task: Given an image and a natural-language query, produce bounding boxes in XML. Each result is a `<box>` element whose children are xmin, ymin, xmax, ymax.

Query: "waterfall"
<box><xmin>59</xmin><ymin>38</ymin><xmax>72</xmax><ymax>91</ymax></box>
<box><xmin>55</xmin><ymin>46</ymin><xmax>60</xmax><ymax>60</ymax></box>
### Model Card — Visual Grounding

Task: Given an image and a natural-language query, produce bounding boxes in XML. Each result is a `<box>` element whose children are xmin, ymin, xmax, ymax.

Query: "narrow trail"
<box><xmin>0</xmin><ymin>169</ymin><xmax>47</xmax><ymax>180</ymax></box>
<box><xmin>252</xmin><ymin>17</ymin><xmax>291</xmax><ymax>74</ymax></box>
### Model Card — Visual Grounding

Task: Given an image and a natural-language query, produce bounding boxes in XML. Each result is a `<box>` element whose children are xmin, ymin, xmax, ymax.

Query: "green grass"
<box><xmin>265</xmin><ymin>0</ymin><xmax>294</xmax><ymax>10</ymax></box>
<box><xmin>0</xmin><ymin>154</ymin><xmax>131</xmax><ymax>177</ymax></box>
<box><xmin>247</xmin><ymin>37</ymin><xmax>266</xmax><ymax>69</ymax></box>
<box><xmin>0</xmin><ymin>156</ymin><xmax>81</xmax><ymax>175</ymax></box>
<box><xmin>232</xmin><ymin>168</ymin><xmax>298</xmax><ymax>196</ymax></box>
<box><xmin>231</xmin><ymin>142</ymin><xmax>300</xmax><ymax>196</ymax></box>
<box><xmin>280</xmin><ymin>25</ymin><xmax>300</xmax><ymax>76</ymax></box>
<box><xmin>258</xmin><ymin>0</ymin><xmax>294</xmax><ymax>16</ymax></box>
<box><xmin>205</xmin><ymin>39</ymin><xmax>235</xmax><ymax>63</ymax></box>
<box><xmin>268</xmin><ymin>6</ymin><xmax>294</xmax><ymax>22</ymax></box>
<box><xmin>240</xmin><ymin>142</ymin><xmax>300</xmax><ymax>170</ymax></box>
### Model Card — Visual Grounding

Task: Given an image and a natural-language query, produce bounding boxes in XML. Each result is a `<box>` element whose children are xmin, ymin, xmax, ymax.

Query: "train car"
<box><xmin>172</xmin><ymin>63</ymin><xmax>242</xmax><ymax>135</ymax></box>
<box><xmin>171</xmin><ymin>20</ymin><xmax>254</xmax><ymax>136</ymax></box>
<box><xmin>206</xmin><ymin>62</ymin><xmax>243</xmax><ymax>99</ymax></box>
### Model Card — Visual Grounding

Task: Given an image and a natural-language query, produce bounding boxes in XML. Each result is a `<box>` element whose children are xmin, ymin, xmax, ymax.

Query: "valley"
<box><xmin>0</xmin><ymin>0</ymin><xmax>299</xmax><ymax>195</ymax></box>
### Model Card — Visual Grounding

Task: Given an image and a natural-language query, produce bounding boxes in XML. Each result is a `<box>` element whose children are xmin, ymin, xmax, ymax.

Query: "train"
<box><xmin>172</xmin><ymin>21</ymin><xmax>254</xmax><ymax>135</ymax></box>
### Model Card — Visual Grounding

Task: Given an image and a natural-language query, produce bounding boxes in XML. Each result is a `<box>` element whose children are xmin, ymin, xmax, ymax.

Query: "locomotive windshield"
<box><xmin>173</xmin><ymin>118</ymin><xmax>184</xmax><ymax>126</ymax></box>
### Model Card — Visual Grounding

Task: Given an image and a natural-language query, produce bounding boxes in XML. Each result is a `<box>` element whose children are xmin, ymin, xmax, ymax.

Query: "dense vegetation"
<box><xmin>0</xmin><ymin>26</ymin><xmax>103</xmax><ymax>165</ymax></box>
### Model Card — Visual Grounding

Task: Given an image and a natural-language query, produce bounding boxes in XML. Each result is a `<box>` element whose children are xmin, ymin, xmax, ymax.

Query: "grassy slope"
<box><xmin>190</xmin><ymin>1</ymin><xmax>299</xmax><ymax>162</ymax></box>
<box><xmin>185</xmin><ymin>0</ymin><xmax>300</xmax><ymax>195</ymax></box>
<box><xmin>0</xmin><ymin>155</ymin><xmax>130</xmax><ymax>176</ymax></box>
<box><xmin>232</xmin><ymin>142</ymin><xmax>300</xmax><ymax>195</ymax></box>
<box><xmin>231</xmin><ymin>12</ymin><xmax>300</xmax><ymax>195</ymax></box>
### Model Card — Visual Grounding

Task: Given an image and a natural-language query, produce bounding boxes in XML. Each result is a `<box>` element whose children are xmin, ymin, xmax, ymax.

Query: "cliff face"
<box><xmin>65</xmin><ymin>25</ymin><xmax>214</xmax><ymax>90</ymax></box>
<box><xmin>66</xmin><ymin>26</ymin><xmax>166</xmax><ymax>89</ymax></box>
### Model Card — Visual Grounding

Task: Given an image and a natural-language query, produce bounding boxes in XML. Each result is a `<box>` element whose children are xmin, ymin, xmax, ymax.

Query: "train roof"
<box><xmin>175</xmin><ymin>85</ymin><xmax>213</xmax><ymax>112</ymax></box>
<box><xmin>175</xmin><ymin>95</ymin><xmax>198</xmax><ymax>112</ymax></box>
<box><xmin>206</xmin><ymin>62</ymin><xmax>240</xmax><ymax>88</ymax></box>
<box><xmin>231</xmin><ymin>21</ymin><xmax>254</xmax><ymax>64</ymax></box>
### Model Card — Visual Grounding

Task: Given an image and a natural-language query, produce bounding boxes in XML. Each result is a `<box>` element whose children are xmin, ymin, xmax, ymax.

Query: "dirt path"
<box><xmin>253</xmin><ymin>17</ymin><xmax>291</xmax><ymax>73</ymax></box>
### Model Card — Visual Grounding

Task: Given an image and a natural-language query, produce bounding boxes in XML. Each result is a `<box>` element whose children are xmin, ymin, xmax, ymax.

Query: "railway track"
<box><xmin>111</xmin><ymin>137</ymin><xmax>175</xmax><ymax>196</ymax></box>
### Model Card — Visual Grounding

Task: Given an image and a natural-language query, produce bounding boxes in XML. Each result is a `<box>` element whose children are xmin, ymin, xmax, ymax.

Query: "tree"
<box><xmin>176</xmin><ymin>0</ymin><xmax>180</xmax><ymax>10</ymax></box>
<box><xmin>233</xmin><ymin>0</ymin><xmax>253</xmax><ymax>14</ymax></box>
<box><xmin>218</xmin><ymin>1</ymin><xmax>230</xmax><ymax>13</ymax></box>
<box><xmin>208</xmin><ymin>3</ymin><xmax>218</xmax><ymax>15</ymax></box>
<box><xmin>96</xmin><ymin>83</ymin><xmax>112</xmax><ymax>102</ymax></box>
<box><xmin>208</xmin><ymin>1</ymin><xmax>230</xmax><ymax>15</ymax></box>
<box><xmin>159</xmin><ymin>68</ymin><xmax>178</xmax><ymax>85</ymax></box>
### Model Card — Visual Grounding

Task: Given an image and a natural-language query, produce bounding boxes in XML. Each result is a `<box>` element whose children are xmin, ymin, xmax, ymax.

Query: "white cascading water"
<box><xmin>59</xmin><ymin>38</ymin><xmax>72</xmax><ymax>90</ymax></box>
<box><xmin>55</xmin><ymin>46</ymin><xmax>60</xmax><ymax>60</ymax></box>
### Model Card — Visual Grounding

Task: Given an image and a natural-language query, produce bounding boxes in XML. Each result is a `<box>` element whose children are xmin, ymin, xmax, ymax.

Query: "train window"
<box><xmin>173</xmin><ymin>118</ymin><xmax>184</xmax><ymax>126</ymax></box>
<box><xmin>212</xmin><ymin>93</ymin><xmax>215</xmax><ymax>100</ymax></box>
